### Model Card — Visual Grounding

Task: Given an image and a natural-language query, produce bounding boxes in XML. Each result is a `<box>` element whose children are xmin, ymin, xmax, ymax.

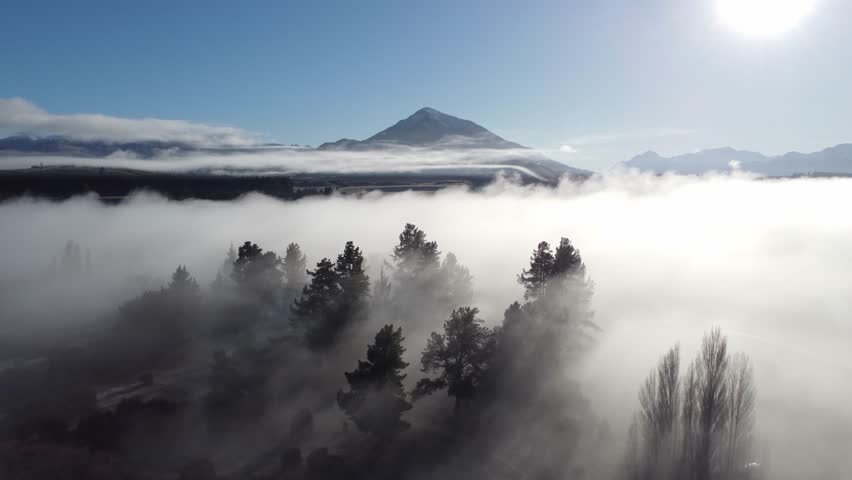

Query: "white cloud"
<box><xmin>559</xmin><ymin>144</ymin><xmax>578</xmax><ymax>154</ymax></box>
<box><xmin>0</xmin><ymin>146</ymin><xmax>561</xmax><ymax>179</ymax></box>
<box><xmin>0</xmin><ymin>97</ymin><xmax>258</xmax><ymax>146</ymax></box>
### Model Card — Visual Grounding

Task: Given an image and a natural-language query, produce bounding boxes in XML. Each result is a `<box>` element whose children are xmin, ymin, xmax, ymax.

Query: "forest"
<box><xmin>0</xmin><ymin>218</ymin><xmax>761</xmax><ymax>480</ymax></box>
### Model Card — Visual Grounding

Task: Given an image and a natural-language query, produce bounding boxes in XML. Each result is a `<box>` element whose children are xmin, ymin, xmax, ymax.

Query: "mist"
<box><xmin>1</xmin><ymin>172</ymin><xmax>850</xmax><ymax>479</ymax></box>
<box><xmin>0</xmin><ymin>146</ymin><xmax>559</xmax><ymax>179</ymax></box>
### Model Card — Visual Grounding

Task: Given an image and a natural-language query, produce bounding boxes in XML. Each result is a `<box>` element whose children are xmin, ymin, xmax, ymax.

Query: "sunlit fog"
<box><xmin>2</xmin><ymin>1</ymin><xmax>851</xmax><ymax>479</ymax></box>
<box><xmin>2</xmin><ymin>173</ymin><xmax>850</xmax><ymax>478</ymax></box>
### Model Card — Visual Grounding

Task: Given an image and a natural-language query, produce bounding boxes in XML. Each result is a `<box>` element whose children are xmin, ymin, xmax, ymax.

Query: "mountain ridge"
<box><xmin>0</xmin><ymin>107</ymin><xmax>586</xmax><ymax>181</ymax></box>
<box><xmin>624</xmin><ymin>144</ymin><xmax>852</xmax><ymax>176</ymax></box>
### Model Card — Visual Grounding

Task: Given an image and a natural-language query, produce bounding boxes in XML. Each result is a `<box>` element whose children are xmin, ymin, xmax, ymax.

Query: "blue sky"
<box><xmin>2</xmin><ymin>0</ymin><xmax>850</xmax><ymax>169</ymax></box>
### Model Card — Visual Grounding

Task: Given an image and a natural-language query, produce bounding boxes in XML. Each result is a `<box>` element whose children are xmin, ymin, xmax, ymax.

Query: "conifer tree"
<box><xmin>231</xmin><ymin>241</ymin><xmax>283</xmax><ymax>300</ymax></box>
<box><xmin>439</xmin><ymin>252</ymin><xmax>473</xmax><ymax>309</ymax></box>
<box><xmin>283</xmin><ymin>242</ymin><xmax>307</xmax><ymax>291</ymax></box>
<box><xmin>294</xmin><ymin>242</ymin><xmax>370</xmax><ymax>349</ymax></box>
<box><xmin>212</xmin><ymin>244</ymin><xmax>237</xmax><ymax>291</ymax></box>
<box><xmin>338</xmin><ymin>325</ymin><xmax>412</xmax><ymax>438</ymax></box>
<box><xmin>517</xmin><ymin>241</ymin><xmax>555</xmax><ymax>300</ymax></box>
<box><xmin>392</xmin><ymin>223</ymin><xmax>440</xmax><ymax>275</ymax></box>
<box><xmin>335</xmin><ymin>241</ymin><xmax>370</xmax><ymax>309</ymax></box>
<box><xmin>291</xmin><ymin>258</ymin><xmax>340</xmax><ymax>321</ymax></box>
<box><xmin>415</xmin><ymin>307</ymin><xmax>495</xmax><ymax>416</ymax></box>
<box><xmin>168</xmin><ymin>265</ymin><xmax>199</xmax><ymax>294</ymax></box>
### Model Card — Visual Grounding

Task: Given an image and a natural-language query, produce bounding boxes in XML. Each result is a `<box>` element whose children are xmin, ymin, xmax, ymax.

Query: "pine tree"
<box><xmin>392</xmin><ymin>223</ymin><xmax>440</xmax><ymax>275</ymax></box>
<box><xmin>517</xmin><ymin>241</ymin><xmax>555</xmax><ymax>300</ymax></box>
<box><xmin>415</xmin><ymin>307</ymin><xmax>496</xmax><ymax>416</ymax></box>
<box><xmin>283</xmin><ymin>242</ymin><xmax>307</xmax><ymax>291</ymax></box>
<box><xmin>291</xmin><ymin>258</ymin><xmax>342</xmax><ymax>349</ymax></box>
<box><xmin>337</xmin><ymin>325</ymin><xmax>412</xmax><ymax>439</ymax></box>
<box><xmin>294</xmin><ymin>242</ymin><xmax>370</xmax><ymax>349</ymax></box>
<box><xmin>336</xmin><ymin>241</ymin><xmax>370</xmax><ymax>303</ymax></box>
<box><xmin>168</xmin><ymin>265</ymin><xmax>199</xmax><ymax>294</ymax></box>
<box><xmin>212</xmin><ymin>244</ymin><xmax>237</xmax><ymax>291</ymax></box>
<box><xmin>291</xmin><ymin>258</ymin><xmax>340</xmax><ymax>319</ymax></box>
<box><xmin>231</xmin><ymin>241</ymin><xmax>283</xmax><ymax>300</ymax></box>
<box><xmin>439</xmin><ymin>252</ymin><xmax>473</xmax><ymax>309</ymax></box>
<box><xmin>552</xmin><ymin>237</ymin><xmax>585</xmax><ymax>279</ymax></box>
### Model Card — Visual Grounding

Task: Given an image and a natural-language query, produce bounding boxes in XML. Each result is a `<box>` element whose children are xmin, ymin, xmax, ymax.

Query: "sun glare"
<box><xmin>717</xmin><ymin>0</ymin><xmax>816</xmax><ymax>36</ymax></box>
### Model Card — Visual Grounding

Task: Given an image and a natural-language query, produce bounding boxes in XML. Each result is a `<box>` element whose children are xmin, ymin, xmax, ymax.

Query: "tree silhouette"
<box><xmin>291</xmin><ymin>242</ymin><xmax>370</xmax><ymax>350</ymax></box>
<box><xmin>490</xmin><ymin>237</ymin><xmax>595</xmax><ymax>407</ymax></box>
<box><xmin>552</xmin><ymin>237</ymin><xmax>586</xmax><ymax>279</ymax></box>
<box><xmin>724</xmin><ymin>353</ymin><xmax>755</xmax><ymax>477</ymax></box>
<box><xmin>291</xmin><ymin>258</ymin><xmax>341</xmax><ymax>348</ymax></box>
<box><xmin>392</xmin><ymin>223</ymin><xmax>440</xmax><ymax>276</ymax></box>
<box><xmin>637</xmin><ymin>345</ymin><xmax>681</xmax><ymax>479</ymax></box>
<box><xmin>211</xmin><ymin>244</ymin><xmax>237</xmax><ymax>291</ymax></box>
<box><xmin>439</xmin><ymin>252</ymin><xmax>473</xmax><ymax>309</ymax></box>
<box><xmin>517</xmin><ymin>241</ymin><xmax>555</xmax><ymax>300</ymax></box>
<box><xmin>335</xmin><ymin>241</ymin><xmax>370</xmax><ymax>312</ymax></box>
<box><xmin>283</xmin><ymin>242</ymin><xmax>307</xmax><ymax>292</ymax></box>
<box><xmin>414</xmin><ymin>307</ymin><xmax>495</xmax><ymax>417</ymax></box>
<box><xmin>628</xmin><ymin>329</ymin><xmax>757</xmax><ymax>480</ymax></box>
<box><xmin>168</xmin><ymin>265</ymin><xmax>199</xmax><ymax>295</ymax></box>
<box><xmin>231</xmin><ymin>241</ymin><xmax>283</xmax><ymax>301</ymax></box>
<box><xmin>337</xmin><ymin>325</ymin><xmax>412</xmax><ymax>439</ymax></box>
<box><xmin>694</xmin><ymin>328</ymin><xmax>729</xmax><ymax>480</ymax></box>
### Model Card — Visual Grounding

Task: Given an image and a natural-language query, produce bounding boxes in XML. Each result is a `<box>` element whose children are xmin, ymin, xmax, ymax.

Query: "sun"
<box><xmin>716</xmin><ymin>0</ymin><xmax>816</xmax><ymax>36</ymax></box>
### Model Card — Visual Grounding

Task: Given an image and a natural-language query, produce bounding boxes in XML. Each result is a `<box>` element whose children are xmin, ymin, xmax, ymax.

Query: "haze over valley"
<box><xmin>2</xmin><ymin>1</ymin><xmax>851</xmax><ymax>479</ymax></box>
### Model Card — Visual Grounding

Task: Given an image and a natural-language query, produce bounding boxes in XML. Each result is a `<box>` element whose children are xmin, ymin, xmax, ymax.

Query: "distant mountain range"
<box><xmin>0</xmin><ymin>107</ymin><xmax>586</xmax><ymax>181</ymax></box>
<box><xmin>624</xmin><ymin>144</ymin><xmax>852</xmax><ymax>176</ymax></box>
<box><xmin>11</xmin><ymin>106</ymin><xmax>852</xmax><ymax>179</ymax></box>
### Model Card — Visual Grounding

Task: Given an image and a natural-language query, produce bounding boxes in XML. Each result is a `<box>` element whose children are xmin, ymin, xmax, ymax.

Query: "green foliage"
<box><xmin>292</xmin><ymin>241</ymin><xmax>370</xmax><ymax>350</ymax></box>
<box><xmin>336</xmin><ymin>241</ymin><xmax>370</xmax><ymax>308</ymax></box>
<box><xmin>415</xmin><ymin>307</ymin><xmax>496</xmax><ymax>412</ymax></box>
<box><xmin>291</xmin><ymin>258</ymin><xmax>340</xmax><ymax>321</ymax></box>
<box><xmin>338</xmin><ymin>325</ymin><xmax>412</xmax><ymax>438</ymax></box>
<box><xmin>518</xmin><ymin>237</ymin><xmax>589</xmax><ymax>302</ymax></box>
<box><xmin>517</xmin><ymin>241</ymin><xmax>555</xmax><ymax>300</ymax></box>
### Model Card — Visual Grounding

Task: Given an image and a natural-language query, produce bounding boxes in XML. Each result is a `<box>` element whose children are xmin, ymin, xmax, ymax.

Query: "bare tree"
<box><xmin>680</xmin><ymin>361</ymin><xmax>699</xmax><ymax>480</ymax></box>
<box><xmin>629</xmin><ymin>330</ymin><xmax>757</xmax><ymax>480</ymax></box>
<box><xmin>638</xmin><ymin>369</ymin><xmax>659</xmax><ymax>477</ymax></box>
<box><xmin>638</xmin><ymin>345</ymin><xmax>681</xmax><ymax>479</ymax></box>
<box><xmin>625</xmin><ymin>413</ymin><xmax>642</xmax><ymax>480</ymax></box>
<box><xmin>657</xmin><ymin>345</ymin><xmax>681</xmax><ymax>475</ymax></box>
<box><xmin>694</xmin><ymin>328</ymin><xmax>730</xmax><ymax>480</ymax></box>
<box><xmin>724</xmin><ymin>352</ymin><xmax>756</xmax><ymax>476</ymax></box>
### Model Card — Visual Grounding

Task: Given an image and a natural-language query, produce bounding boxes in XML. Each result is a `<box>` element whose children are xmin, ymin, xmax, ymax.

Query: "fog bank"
<box><xmin>1</xmin><ymin>172</ymin><xmax>850</xmax><ymax>478</ymax></box>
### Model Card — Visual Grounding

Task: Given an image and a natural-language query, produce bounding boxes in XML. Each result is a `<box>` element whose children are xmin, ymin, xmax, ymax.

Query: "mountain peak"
<box><xmin>318</xmin><ymin>107</ymin><xmax>525</xmax><ymax>150</ymax></box>
<box><xmin>413</xmin><ymin>107</ymin><xmax>441</xmax><ymax>116</ymax></box>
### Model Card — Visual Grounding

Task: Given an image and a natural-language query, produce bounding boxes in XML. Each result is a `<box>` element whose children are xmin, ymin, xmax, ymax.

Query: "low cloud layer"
<box><xmin>0</xmin><ymin>97</ymin><xmax>258</xmax><ymax>146</ymax></box>
<box><xmin>0</xmin><ymin>147</ymin><xmax>558</xmax><ymax>178</ymax></box>
<box><xmin>1</xmin><ymin>173</ymin><xmax>850</xmax><ymax>478</ymax></box>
